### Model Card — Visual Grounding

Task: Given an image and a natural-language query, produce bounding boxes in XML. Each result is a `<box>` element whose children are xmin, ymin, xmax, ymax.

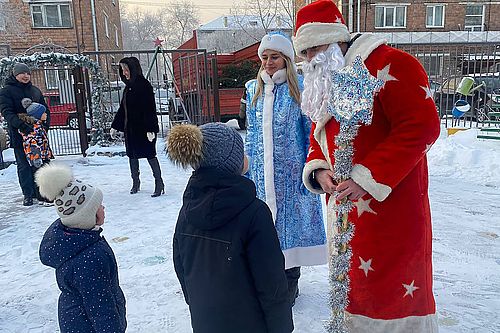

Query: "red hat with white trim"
<box><xmin>293</xmin><ymin>0</ymin><xmax>351</xmax><ymax>57</ymax></box>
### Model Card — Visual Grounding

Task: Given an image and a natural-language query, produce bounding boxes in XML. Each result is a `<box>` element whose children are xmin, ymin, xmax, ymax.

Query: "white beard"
<box><xmin>301</xmin><ymin>44</ymin><xmax>346</xmax><ymax>122</ymax></box>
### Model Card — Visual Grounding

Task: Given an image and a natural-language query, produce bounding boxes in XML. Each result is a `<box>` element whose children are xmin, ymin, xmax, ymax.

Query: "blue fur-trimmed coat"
<box><xmin>244</xmin><ymin>69</ymin><xmax>327</xmax><ymax>269</ymax></box>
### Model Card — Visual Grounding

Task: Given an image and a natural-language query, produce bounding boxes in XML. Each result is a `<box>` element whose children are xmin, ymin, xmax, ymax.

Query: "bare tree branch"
<box><xmin>162</xmin><ymin>1</ymin><xmax>200</xmax><ymax>48</ymax></box>
<box><xmin>121</xmin><ymin>6</ymin><xmax>164</xmax><ymax>50</ymax></box>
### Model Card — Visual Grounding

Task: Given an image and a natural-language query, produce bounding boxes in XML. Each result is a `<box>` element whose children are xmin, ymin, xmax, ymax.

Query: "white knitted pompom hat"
<box><xmin>35</xmin><ymin>163</ymin><xmax>103</xmax><ymax>230</ymax></box>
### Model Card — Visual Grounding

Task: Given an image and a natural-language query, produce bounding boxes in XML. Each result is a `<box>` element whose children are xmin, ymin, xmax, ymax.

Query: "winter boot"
<box><xmin>23</xmin><ymin>196</ymin><xmax>33</xmax><ymax>206</ymax></box>
<box><xmin>148</xmin><ymin>157</ymin><xmax>164</xmax><ymax>197</ymax></box>
<box><xmin>129</xmin><ymin>158</ymin><xmax>140</xmax><ymax>194</ymax></box>
<box><xmin>285</xmin><ymin>267</ymin><xmax>301</xmax><ymax>307</ymax></box>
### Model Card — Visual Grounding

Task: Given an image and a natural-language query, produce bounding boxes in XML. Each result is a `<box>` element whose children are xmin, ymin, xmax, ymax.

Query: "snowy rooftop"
<box><xmin>198</xmin><ymin>15</ymin><xmax>293</xmax><ymax>31</ymax></box>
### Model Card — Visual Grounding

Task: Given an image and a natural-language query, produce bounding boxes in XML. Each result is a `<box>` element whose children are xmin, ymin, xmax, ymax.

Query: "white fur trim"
<box><xmin>258</xmin><ymin>33</ymin><xmax>295</xmax><ymax>62</ymax></box>
<box><xmin>344</xmin><ymin>33</ymin><xmax>387</xmax><ymax>65</ymax></box>
<box><xmin>293</xmin><ymin>22</ymin><xmax>351</xmax><ymax>57</ymax></box>
<box><xmin>261</xmin><ymin>71</ymin><xmax>278</xmax><ymax>221</ymax></box>
<box><xmin>302</xmin><ymin>159</ymin><xmax>330</xmax><ymax>194</ymax></box>
<box><xmin>346</xmin><ymin>312</ymin><xmax>438</xmax><ymax>333</ymax></box>
<box><xmin>283</xmin><ymin>244</ymin><xmax>328</xmax><ymax>269</ymax></box>
<box><xmin>35</xmin><ymin>163</ymin><xmax>73</xmax><ymax>201</ymax></box>
<box><xmin>351</xmin><ymin>164</ymin><xmax>392</xmax><ymax>202</ymax></box>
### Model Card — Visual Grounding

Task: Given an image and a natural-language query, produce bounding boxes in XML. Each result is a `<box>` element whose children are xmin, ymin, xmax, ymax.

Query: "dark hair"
<box><xmin>118</xmin><ymin>57</ymin><xmax>144</xmax><ymax>85</ymax></box>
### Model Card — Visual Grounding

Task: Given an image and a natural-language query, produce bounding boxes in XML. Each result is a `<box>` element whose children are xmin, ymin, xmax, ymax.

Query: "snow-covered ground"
<box><xmin>0</xmin><ymin>124</ymin><xmax>499</xmax><ymax>333</ymax></box>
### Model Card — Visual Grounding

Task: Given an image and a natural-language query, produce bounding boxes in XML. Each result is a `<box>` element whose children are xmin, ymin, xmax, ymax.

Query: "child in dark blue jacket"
<box><xmin>36</xmin><ymin>163</ymin><xmax>126</xmax><ymax>333</ymax></box>
<box><xmin>167</xmin><ymin>123</ymin><xmax>293</xmax><ymax>333</ymax></box>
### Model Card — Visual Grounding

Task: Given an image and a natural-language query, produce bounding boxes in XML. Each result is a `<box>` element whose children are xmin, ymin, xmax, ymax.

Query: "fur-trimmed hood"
<box><xmin>18</xmin><ymin>113</ymin><xmax>37</xmax><ymax>124</ymax></box>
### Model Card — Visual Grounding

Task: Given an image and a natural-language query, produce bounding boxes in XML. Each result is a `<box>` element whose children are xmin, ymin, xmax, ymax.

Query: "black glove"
<box><xmin>19</xmin><ymin>123</ymin><xmax>34</xmax><ymax>135</ymax></box>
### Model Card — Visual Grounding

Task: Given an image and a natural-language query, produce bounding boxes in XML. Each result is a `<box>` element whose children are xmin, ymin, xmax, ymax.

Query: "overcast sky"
<box><xmin>120</xmin><ymin>0</ymin><xmax>248</xmax><ymax>25</ymax></box>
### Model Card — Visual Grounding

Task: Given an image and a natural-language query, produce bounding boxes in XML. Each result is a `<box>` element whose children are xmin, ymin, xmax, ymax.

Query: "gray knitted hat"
<box><xmin>13</xmin><ymin>63</ymin><xmax>31</xmax><ymax>76</ymax></box>
<box><xmin>167</xmin><ymin>123</ymin><xmax>244</xmax><ymax>175</ymax></box>
<box><xmin>199</xmin><ymin>123</ymin><xmax>244</xmax><ymax>174</ymax></box>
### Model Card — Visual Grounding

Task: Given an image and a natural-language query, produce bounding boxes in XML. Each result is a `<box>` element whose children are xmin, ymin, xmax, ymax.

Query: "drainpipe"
<box><xmin>90</xmin><ymin>0</ymin><xmax>99</xmax><ymax>64</ymax></box>
<box><xmin>357</xmin><ymin>0</ymin><xmax>361</xmax><ymax>32</ymax></box>
<box><xmin>348</xmin><ymin>0</ymin><xmax>354</xmax><ymax>32</ymax></box>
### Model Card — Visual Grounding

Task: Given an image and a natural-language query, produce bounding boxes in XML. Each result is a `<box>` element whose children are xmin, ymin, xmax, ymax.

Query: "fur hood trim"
<box><xmin>18</xmin><ymin>113</ymin><xmax>37</xmax><ymax>125</ymax></box>
<box><xmin>35</xmin><ymin>163</ymin><xmax>73</xmax><ymax>201</ymax></box>
<box><xmin>166</xmin><ymin>124</ymin><xmax>204</xmax><ymax>169</ymax></box>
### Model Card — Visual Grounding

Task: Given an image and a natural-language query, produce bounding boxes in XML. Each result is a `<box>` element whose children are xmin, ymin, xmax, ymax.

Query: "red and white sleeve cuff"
<box><xmin>302</xmin><ymin>159</ymin><xmax>330</xmax><ymax>194</ymax></box>
<box><xmin>351</xmin><ymin>164</ymin><xmax>392</xmax><ymax>202</ymax></box>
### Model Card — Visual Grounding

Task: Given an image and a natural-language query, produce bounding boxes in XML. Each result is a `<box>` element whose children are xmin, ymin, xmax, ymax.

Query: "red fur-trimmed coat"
<box><xmin>302</xmin><ymin>34</ymin><xmax>440</xmax><ymax>332</ymax></box>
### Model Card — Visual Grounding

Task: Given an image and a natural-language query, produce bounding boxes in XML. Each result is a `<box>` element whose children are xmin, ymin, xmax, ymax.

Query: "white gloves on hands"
<box><xmin>110</xmin><ymin>128</ymin><xmax>118</xmax><ymax>140</ymax></box>
<box><xmin>147</xmin><ymin>132</ymin><xmax>155</xmax><ymax>142</ymax></box>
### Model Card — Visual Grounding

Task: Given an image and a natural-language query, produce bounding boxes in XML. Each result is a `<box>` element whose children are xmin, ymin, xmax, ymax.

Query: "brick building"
<box><xmin>0</xmin><ymin>0</ymin><xmax>123</xmax><ymax>55</ymax></box>
<box><xmin>294</xmin><ymin>1</ymin><xmax>500</xmax><ymax>36</ymax></box>
<box><xmin>0</xmin><ymin>0</ymin><xmax>123</xmax><ymax>95</ymax></box>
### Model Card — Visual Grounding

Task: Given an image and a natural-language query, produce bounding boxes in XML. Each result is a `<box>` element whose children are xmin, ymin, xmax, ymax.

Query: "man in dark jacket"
<box><xmin>167</xmin><ymin>123</ymin><xmax>294</xmax><ymax>333</ymax></box>
<box><xmin>0</xmin><ymin>63</ymin><xmax>50</xmax><ymax>206</ymax></box>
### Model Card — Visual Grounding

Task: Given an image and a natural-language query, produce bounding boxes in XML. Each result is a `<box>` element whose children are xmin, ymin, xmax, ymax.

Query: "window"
<box><xmin>114</xmin><ymin>24</ymin><xmax>119</xmax><ymax>46</ymax></box>
<box><xmin>465</xmin><ymin>5</ymin><xmax>484</xmax><ymax>31</ymax></box>
<box><xmin>45</xmin><ymin>68</ymin><xmax>69</xmax><ymax>90</ymax></box>
<box><xmin>31</xmin><ymin>3</ymin><xmax>72</xmax><ymax>28</ymax></box>
<box><xmin>375</xmin><ymin>6</ymin><xmax>406</xmax><ymax>28</ymax></box>
<box><xmin>104</xmin><ymin>12</ymin><xmax>109</xmax><ymax>38</ymax></box>
<box><xmin>426</xmin><ymin>5</ymin><xmax>445</xmax><ymax>28</ymax></box>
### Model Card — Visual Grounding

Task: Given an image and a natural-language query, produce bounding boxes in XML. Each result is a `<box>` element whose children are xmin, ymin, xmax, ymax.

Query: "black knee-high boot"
<box><xmin>129</xmin><ymin>158</ymin><xmax>140</xmax><ymax>194</ymax></box>
<box><xmin>148</xmin><ymin>157</ymin><xmax>164</xmax><ymax>197</ymax></box>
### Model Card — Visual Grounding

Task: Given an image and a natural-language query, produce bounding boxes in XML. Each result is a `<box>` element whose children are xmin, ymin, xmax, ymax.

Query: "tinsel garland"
<box><xmin>325</xmin><ymin>56</ymin><xmax>384</xmax><ymax>332</ymax></box>
<box><xmin>0</xmin><ymin>52</ymin><xmax>109</xmax><ymax>145</ymax></box>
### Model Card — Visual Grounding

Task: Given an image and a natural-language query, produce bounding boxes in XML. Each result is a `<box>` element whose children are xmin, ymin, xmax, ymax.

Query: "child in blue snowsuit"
<box><xmin>37</xmin><ymin>163</ymin><xmax>126</xmax><ymax>333</ymax></box>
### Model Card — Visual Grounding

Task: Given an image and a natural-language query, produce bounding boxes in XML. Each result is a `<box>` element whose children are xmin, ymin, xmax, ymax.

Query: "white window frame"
<box><xmin>374</xmin><ymin>5</ymin><xmax>407</xmax><ymax>29</ymax></box>
<box><xmin>44</xmin><ymin>67</ymin><xmax>70</xmax><ymax>90</ymax></box>
<box><xmin>104</xmin><ymin>11</ymin><xmax>110</xmax><ymax>38</ymax></box>
<box><xmin>114</xmin><ymin>24</ymin><xmax>119</xmax><ymax>47</ymax></box>
<box><xmin>30</xmin><ymin>3</ymin><xmax>72</xmax><ymax>28</ymax></box>
<box><xmin>426</xmin><ymin>4</ymin><xmax>445</xmax><ymax>28</ymax></box>
<box><xmin>464</xmin><ymin>4</ymin><xmax>484</xmax><ymax>32</ymax></box>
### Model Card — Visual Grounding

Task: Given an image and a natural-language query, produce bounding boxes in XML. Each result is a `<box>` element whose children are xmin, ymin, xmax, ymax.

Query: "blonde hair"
<box><xmin>251</xmin><ymin>53</ymin><xmax>301</xmax><ymax>107</ymax></box>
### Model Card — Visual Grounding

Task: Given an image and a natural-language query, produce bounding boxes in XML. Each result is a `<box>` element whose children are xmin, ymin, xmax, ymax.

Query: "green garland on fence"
<box><xmin>0</xmin><ymin>52</ymin><xmax>109</xmax><ymax>146</ymax></box>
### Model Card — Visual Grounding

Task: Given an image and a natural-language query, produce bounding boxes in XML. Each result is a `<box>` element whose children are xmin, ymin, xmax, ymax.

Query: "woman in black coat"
<box><xmin>111</xmin><ymin>57</ymin><xmax>164</xmax><ymax>197</ymax></box>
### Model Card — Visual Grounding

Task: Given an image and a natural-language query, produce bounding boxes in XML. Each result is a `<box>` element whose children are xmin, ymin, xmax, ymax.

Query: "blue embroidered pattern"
<box><xmin>245</xmin><ymin>76</ymin><xmax>326</xmax><ymax>254</ymax></box>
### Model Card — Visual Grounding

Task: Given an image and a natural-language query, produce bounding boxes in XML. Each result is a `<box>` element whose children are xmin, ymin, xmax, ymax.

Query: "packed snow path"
<box><xmin>0</xmin><ymin>128</ymin><xmax>499</xmax><ymax>332</ymax></box>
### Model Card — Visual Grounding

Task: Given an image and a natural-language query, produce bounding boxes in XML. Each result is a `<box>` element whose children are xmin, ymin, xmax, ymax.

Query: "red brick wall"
<box><xmin>352</xmin><ymin>1</ymin><xmax>500</xmax><ymax>33</ymax></box>
<box><xmin>0</xmin><ymin>0</ymin><xmax>123</xmax><ymax>55</ymax></box>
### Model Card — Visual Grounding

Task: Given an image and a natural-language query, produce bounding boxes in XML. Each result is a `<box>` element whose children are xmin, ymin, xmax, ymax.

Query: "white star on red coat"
<box><xmin>376</xmin><ymin>64</ymin><xmax>398</xmax><ymax>89</ymax></box>
<box><xmin>358</xmin><ymin>257</ymin><xmax>374</xmax><ymax>277</ymax></box>
<box><xmin>354</xmin><ymin>197</ymin><xmax>377</xmax><ymax>217</ymax></box>
<box><xmin>421</xmin><ymin>85</ymin><xmax>433</xmax><ymax>99</ymax></box>
<box><xmin>403</xmin><ymin>280</ymin><xmax>420</xmax><ymax>298</ymax></box>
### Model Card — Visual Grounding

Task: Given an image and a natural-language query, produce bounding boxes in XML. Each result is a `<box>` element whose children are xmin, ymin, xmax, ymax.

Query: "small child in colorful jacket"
<box><xmin>18</xmin><ymin>97</ymin><xmax>53</xmax><ymax>168</ymax></box>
